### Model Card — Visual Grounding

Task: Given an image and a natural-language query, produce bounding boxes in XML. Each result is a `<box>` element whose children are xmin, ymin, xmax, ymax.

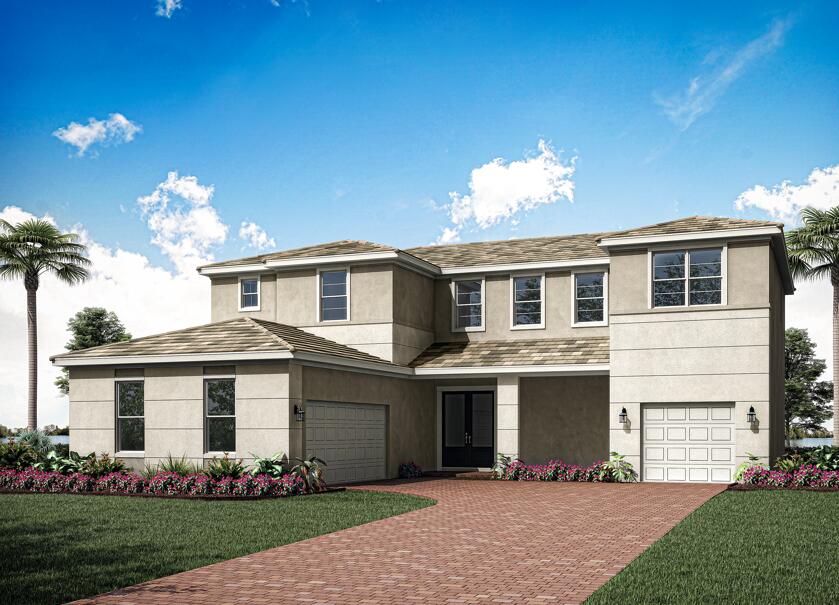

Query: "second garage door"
<box><xmin>305</xmin><ymin>401</ymin><xmax>386</xmax><ymax>484</ymax></box>
<box><xmin>642</xmin><ymin>403</ymin><xmax>735</xmax><ymax>483</ymax></box>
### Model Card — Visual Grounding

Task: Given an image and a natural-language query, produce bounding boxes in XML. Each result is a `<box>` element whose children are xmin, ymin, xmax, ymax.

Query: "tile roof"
<box><xmin>51</xmin><ymin>317</ymin><xmax>392</xmax><ymax>365</ymax></box>
<box><xmin>598</xmin><ymin>216</ymin><xmax>783</xmax><ymax>240</ymax></box>
<box><xmin>410</xmin><ymin>337</ymin><xmax>610</xmax><ymax>368</ymax></box>
<box><xmin>404</xmin><ymin>233</ymin><xmax>609</xmax><ymax>268</ymax></box>
<box><xmin>199</xmin><ymin>240</ymin><xmax>396</xmax><ymax>269</ymax></box>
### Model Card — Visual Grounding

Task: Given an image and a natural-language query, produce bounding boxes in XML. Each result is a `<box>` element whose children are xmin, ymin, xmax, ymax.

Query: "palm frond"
<box><xmin>0</xmin><ymin>219</ymin><xmax>90</xmax><ymax>286</ymax></box>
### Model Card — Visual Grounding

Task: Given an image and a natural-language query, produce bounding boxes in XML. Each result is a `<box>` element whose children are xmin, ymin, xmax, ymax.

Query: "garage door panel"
<box><xmin>306</xmin><ymin>401</ymin><xmax>386</xmax><ymax>484</ymax></box>
<box><xmin>643</xmin><ymin>403</ymin><xmax>734</xmax><ymax>483</ymax></box>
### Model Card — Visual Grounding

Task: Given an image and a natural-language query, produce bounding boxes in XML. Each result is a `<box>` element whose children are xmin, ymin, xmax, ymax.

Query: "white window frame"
<box><xmin>509</xmin><ymin>273</ymin><xmax>545</xmax><ymax>330</ymax></box>
<box><xmin>115</xmin><ymin>378</ymin><xmax>145</xmax><ymax>455</ymax></box>
<box><xmin>238</xmin><ymin>275</ymin><xmax>261</xmax><ymax>311</ymax></box>
<box><xmin>316</xmin><ymin>267</ymin><xmax>351</xmax><ymax>323</ymax></box>
<box><xmin>451</xmin><ymin>277</ymin><xmax>486</xmax><ymax>333</ymax></box>
<box><xmin>647</xmin><ymin>244</ymin><xmax>728</xmax><ymax>309</ymax></box>
<box><xmin>204</xmin><ymin>376</ymin><xmax>236</xmax><ymax>456</ymax></box>
<box><xmin>571</xmin><ymin>271</ymin><xmax>609</xmax><ymax>327</ymax></box>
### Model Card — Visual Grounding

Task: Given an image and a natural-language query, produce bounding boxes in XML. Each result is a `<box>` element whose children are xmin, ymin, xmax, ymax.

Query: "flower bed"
<box><xmin>0</xmin><ymin>468</ymin><xmax>307</xmax><ymax>498</ymax></box>
<box><xmin>736</xmin><ymin>465</ymin><xmax>839</xmax><ymax>490</ymax></box>
<box><xmin>499</xmin><ymin>459</ymin><xmax>608</xmax><ymax>482</ymax></box>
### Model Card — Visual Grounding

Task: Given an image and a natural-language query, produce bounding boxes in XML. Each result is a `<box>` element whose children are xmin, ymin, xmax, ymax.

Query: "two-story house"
<box><xmin>53</xmin><ymin>216</ymin><xmax>793</xmax><ymax>483</ymax></box>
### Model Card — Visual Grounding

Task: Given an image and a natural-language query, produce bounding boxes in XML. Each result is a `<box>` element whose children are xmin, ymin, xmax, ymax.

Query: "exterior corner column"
<box><xmin>496</xmin><ymin>375</ymin><xmax>520</xmax><ymax>460</ymax></box>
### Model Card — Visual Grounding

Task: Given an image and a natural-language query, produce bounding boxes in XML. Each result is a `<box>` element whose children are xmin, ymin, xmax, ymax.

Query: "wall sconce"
<box><xmin>294</xmin><ymin>405</ymin><xmax>305</xmax><ymax>422</ymax></box>
<box><xmin>746</xmin><ymin>406</ymin><xmax>757</xmax><ymax>424</ymax></box>
<box><xmin>618</xmin><ymin>407</ymin><xmax>628</xmax><ymax>425</ymax></box>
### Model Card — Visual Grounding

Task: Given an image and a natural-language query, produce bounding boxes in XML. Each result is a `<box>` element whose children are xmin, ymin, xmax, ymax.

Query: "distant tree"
<box><xmin>0</xmin><ymin>425</ymin><xmax>10</xmax><ymax>438</ymax></box>
<box><xmin>55</xmin><ymin>307</ymin><xmax>132</xmax><ymax>395</ymax></box>
<box><xmin>785</xmin><ymin>327</ymin><xmax>833</xmax><ymax>444</ymax></box>
<box><xmin>0</xmin><ymin>219</ymin><xmax>90</xmax><ymax>429</ymax></box>
<box><xmin>42</xmin><ymin>424</ymin><xmax>69</xmax><ymax>436</ymax></box>
<box><xmin>787</xmin><ymin>207</ymin><xmax>839</xmax><ymax>444</ymax></box>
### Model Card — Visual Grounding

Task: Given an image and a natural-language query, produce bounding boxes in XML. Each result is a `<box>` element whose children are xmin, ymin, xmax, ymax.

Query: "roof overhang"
<box><xmin>439</xmin><ymin>257</ymin><xmax>609</xmax><ymax>276</ymax></box>
<box><xmin>412</xmin><ymin>363</ymin><xmax>610</xmax><ymax>378</ymax></box>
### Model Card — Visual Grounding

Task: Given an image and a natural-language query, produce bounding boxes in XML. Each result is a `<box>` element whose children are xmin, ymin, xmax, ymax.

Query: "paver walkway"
<box><xmin>72</xmin><ymin>479</ymin><xmax>725</xmax><ymax>605</ymax></box>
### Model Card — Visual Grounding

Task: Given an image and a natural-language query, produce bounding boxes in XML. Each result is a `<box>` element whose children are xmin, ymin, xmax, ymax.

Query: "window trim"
<box><xmin>647</xmin><ymin>244</ymin><xmax>728</xmax><ymax>309</ymax></box>
<box><xmin>115</xmin><ymin>378</ymin><xmax>145</xmax><ymax>455</ymax></box>
<box><xmin>509</xmin><ymin>273</ymin><xmax>546</xmax><ymax>330</ymax></box>
<box><xmin>571</xmin><ymin>270</ymin><xmax>609</xmax><ymax>327</ymax></box>
<box><xmin>238</xmin><ymin>275</ymin><xmax>261</xmax><ymax>312</ymax></box>
<box><xmin>316</xmin><ymin>267</ymin><xmax>351</xmax><ymax>323</ymax></box>
<box><xmin>451</xmin><ymin>277</ymin><xmax>486</xmax><ymax>333</ymax></box>
<box><xmin>204</xmin><ymin>377</ymin><xmax>237</xmax><ymax>455</ymax></box>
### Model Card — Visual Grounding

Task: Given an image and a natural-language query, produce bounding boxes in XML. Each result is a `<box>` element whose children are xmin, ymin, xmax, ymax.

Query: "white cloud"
<box><xmin>0</xmin><ymin>206</ymin><xmax>210</xmax><ymax>430</ymax></box>
<box><xmin>156</xmin><ymin>0</ymin><xmax>182</xmax><ymax>18</ymax></box>
<box><xmin>655</xmin><ymin>18</ymin><xmax>791</xmax><ymax>130</ymax></box>
<box><xmin>238</xmin><ymin>221</ymin><xmax>276</xmax><ymax>250</ymax></box>
<box><xmin>52</xmin><ymin>113</ymin><xmax>142</xmax><ymax>156</ymax></box>
<box><xmin>437</xmin><ymin>139</ymin><xmax>576</xmax><ymax>244</ymax></box>
<box><xmin>734</xmin><ymin>164</ymin><xmax>839</xmax><ymax>224</ymax></box>
<box><xmin>787</xmin><ymin>278</ymin><xmax>833</xmax><ymax>383</ymax></box>
<box><xmin>137</xmin><ymin>171</ymin><xmax>228</xmax><ymax>274</ymax></box>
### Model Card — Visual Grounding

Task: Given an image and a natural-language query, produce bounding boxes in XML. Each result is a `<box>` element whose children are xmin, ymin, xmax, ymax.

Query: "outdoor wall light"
<box><xmin>294</xmin><ymin>404</ymin><xmax>305</xmax><ymax>422</ymax></box>
<box><xmin>618</xmin><ymin>407</ymin><xmax>628</xmax><ymax>424</ymax></box>
<box><xmin>746</xmin><ymin>406</ymin><xmax>757</xmax><ymax>424</ymax></box>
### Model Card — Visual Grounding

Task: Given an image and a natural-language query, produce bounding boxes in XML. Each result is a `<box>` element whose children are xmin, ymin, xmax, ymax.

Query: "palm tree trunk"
<box><xmin>834</xmin><ymin>279</ymin><xmax>839</xmax><ymax>446</ymax></box>
<box><xmin>27</xmin><ymin>286</ymin><xmax>37</xmax><ymax>430</ymax></box>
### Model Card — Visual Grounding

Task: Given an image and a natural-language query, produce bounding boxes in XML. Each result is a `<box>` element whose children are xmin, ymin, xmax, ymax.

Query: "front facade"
<box><xmin>54</xmin><ymin>216</ymin><xmax>793</xmax><ymax>483</ymax></box>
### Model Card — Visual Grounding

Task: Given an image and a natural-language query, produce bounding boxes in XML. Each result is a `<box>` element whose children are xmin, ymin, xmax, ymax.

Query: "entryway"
<box><xmin>441</xmin><ymin>391</ymin><xmax>494</xmax><ymax>468</ymax></box>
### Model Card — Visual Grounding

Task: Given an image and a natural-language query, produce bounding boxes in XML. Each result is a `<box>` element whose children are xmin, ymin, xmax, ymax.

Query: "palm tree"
<box><xmin>0</xmin><ymin>219</ymin><xmax>90</xmax><ymax>429</ymax></box>
<box><xmin>786</xmin><ymin>207</ymin><xmax>839</xmax><ymax>446</ymax></box>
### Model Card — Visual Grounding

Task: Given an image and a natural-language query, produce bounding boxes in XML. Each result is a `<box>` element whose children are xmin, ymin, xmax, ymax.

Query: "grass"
<box><xmin>585</xmin><ymin>491</ymin><xmax>839</xmax><ymax>605</ymax></box>
<box><xmin>0</xmin><ymin>490</ymin><xmax>433</xmax><ymax>605</ymax></box>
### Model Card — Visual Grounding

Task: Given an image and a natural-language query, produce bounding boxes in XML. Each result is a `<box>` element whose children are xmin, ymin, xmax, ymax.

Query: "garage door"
<box><xmin>642</xmin><ymin>404</ymin><xmax>734</xmax><ymax>483</ymax></box>
<box><xmin>305</xmin><ymin>401</ymin><xmax>386</xmax><ymax>484</ymax></box>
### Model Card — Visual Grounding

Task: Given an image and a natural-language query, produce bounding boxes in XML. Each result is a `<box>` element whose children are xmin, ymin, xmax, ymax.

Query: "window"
<box><xmin>652</xmin><ymin>248</ymin><xmax>722</xmax><ymax>307</ymax></box>
<box><xmin>240</xmin><ymin>278</ymin><xmax>259</xmax><ymax>310</ymax></box>
<box><xmin>575</xmin><ymin>272</ymin><xmax>606</xmax><ymax>323</ymax></box>
<box><xmin>512</xmin><ymin>275</ymin><xmax>543</xmax><ymax>327</ymax></box>
<box><xmin>319</xmin><ymin>270</ymin><xmax>348</xmax><ymax>321</ymax></box>
<box><xmin>454</xmin><ymin>279</ymin><xmax>483</xmax><ymax>330</ymax></box>
<box><xmin>116</xmin><ymin>381</ymin><xmax>144</xmax><ymax>451</ymax></box>
<box><xmin>205</xmin><ymin>379</ymin><xmax>235</xmax><ymax>452</ymax></box>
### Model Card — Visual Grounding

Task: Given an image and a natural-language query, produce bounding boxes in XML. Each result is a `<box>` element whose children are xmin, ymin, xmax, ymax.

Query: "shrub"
<box><xmin>734</xmin><ymin>452</ymin><xmax>767</xmax><ymax>482</ymax></box>
<box><xmin>250</xmin><ymin>452</ymin><xmax>289</xmax><ymax>479</ymax></box>
<box><xmin>598</xmin><ymin>451</ymin><xmax>638</xmax><ymax>483</ymax></box>
<box><xmin>152</xmin><ymin>453</ymin><xmax>201</xmax><ymax>477</ymax></box>
<box><xmin>204</xmin><ymin>454</ymin><xmax>246</xmax><ymax>480</ymax></box>
<box><xmin>81</xmin><ymin>453</ymin><xmax>128</xmax><ymax>478</ymax></box>
<box><xmin>398</xmin><ymin>461</ymin><xmax>422</xmax><ymax>479</ymax></box>
<box><xmin>738</xmin><ymin>464</ymin><xmax>839</xmax><ymax>489</ymax></box>
<box><xmin>491</xmin><ymin>453</ymin><xmax>521</xmax><ymax>479</ymax></box>
<box><xmin>495</xmin><ymin>458</ymin><xmax>608</xmax><ymax>482</ymax></box>
<box><xmin>0</xmin><ymin>439</ymin><xmax>37</xmax><ymax>470</ymax></box>
<box><xmin>806</xmin><ymin>445</ymin><xmax>839</xmax><ymax>471</ymax></box>
<box><xmin>15</xmin><ymin>429</ymin><xmax>54</xmax><ymax>456</ymax></box>
<box><xmin>291</xmin><ymin>456</ymin><xmax>327</xmax><ymax>492</ymax></box>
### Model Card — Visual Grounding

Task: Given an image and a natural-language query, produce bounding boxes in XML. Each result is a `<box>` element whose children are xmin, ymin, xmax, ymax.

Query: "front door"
<box><xmin>442</xmin><ymin>391</ymin><xmax>494</xmax><ymax>468</ymax></box>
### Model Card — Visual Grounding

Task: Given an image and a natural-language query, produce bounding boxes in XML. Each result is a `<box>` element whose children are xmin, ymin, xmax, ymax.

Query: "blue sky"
<box><xmin>1</xmin><ymin>1</ymin><xmax>837</xmax><ymax>427</ymax></box>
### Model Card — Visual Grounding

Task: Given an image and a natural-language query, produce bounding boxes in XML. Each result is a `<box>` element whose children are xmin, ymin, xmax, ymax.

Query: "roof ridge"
<box><xmin>404</xmin><ymin>231</ymin><xmax>611</xmax><ymax>252</ymax></box>
<box><xmin>245</xmin><ymin>317</ymin><xmax>297</xmax><ymax>352</ymax></box>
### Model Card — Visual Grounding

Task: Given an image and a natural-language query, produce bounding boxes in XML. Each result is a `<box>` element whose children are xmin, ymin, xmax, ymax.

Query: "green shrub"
<box><xmin>15</xmin><ymin>429</ymin><xmax>54</xmax><ymax>456</ymax></box>
<box><xmin>155</xmin><ymin>453</ymin><xmax>200</xmax><ymax>476</ymax></box>
<box><xmin>0</xmin><ymin>440</ymin><xmax>37</xmax><ymax>470</ymax></box>
<box><xmin>599</xmin><ymin>451</ymin><xmax>638</xmax><ymax>483</ymax></box>
<box><xmin>250</xmin><ymin>451</ymin><xmax>289</xmax><ymax>478</ymax></box>
<box><xmin>204</xmin><ymin>454</ymin><xmax>246</xmax><ymax>480</ymax></box>
<box><xmin>491</xmin><ymin>453</ymin><xmax>520</xmax><ymax>479</ymax></box>
<box><xmin>81</xmin><ymin>453</ymin><xmax>128</xmax><ymax>478</ymax></box>
<box><xmin>290</xmin><ymin>456</ymin><xmax>327</xmax><ymax>492</ymax></box>
<box><xmin>734</xmin><ymin>452</ymin><xmax>766</xmax><ymax>482</ymax></box>
<box><xmin>806</xmin><ymin>445</ymin><xmax>839</xmax><ymax>471</ymax></box>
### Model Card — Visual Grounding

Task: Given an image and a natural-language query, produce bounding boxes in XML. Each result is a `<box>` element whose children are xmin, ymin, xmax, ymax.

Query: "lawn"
<box><xmin>0</xmin><ymin>490</ymin><xmax>433</xmax><ymax>605</ymax></box>
<box><xmin>586</xmin><ymin>491</ymin><xmax>839</xmax><ymax>605</ymax></box>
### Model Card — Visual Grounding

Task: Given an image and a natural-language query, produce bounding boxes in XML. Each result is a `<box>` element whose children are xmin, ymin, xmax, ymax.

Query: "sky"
<box><xmin>1</xmin><ymin>1</ymin><xmax>838</xmax><ymax>428</ymax></box>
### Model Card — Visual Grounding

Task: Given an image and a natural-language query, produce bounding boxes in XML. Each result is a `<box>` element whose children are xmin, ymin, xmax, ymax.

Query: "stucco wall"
<box><xmin>300</xmin><ymin>366</ymin><xmax>436</xmax><ymax>478</ymax></box>
<box><xmin>520</xmin><ymin>376</ymin><xmax>610</xmax><ymax>466</ymax></box>
<box><xmin>433</xmin><ymin>271</ymin><xmax>610</xmax><ymax>342</ymax></box>
<box><xmin>69</xmin><ymin>367</ymin><xmax>118</xmax><ymax>458</ymax></box>
<box><xmin>768</xmin><ymin>251</ymin><xmax>786</xmax><ymax>463</ymax></box>
<box><xmin>210</xmin><ymin>274</ymin><xmax>277</xmax><ymax>322</ymax></box>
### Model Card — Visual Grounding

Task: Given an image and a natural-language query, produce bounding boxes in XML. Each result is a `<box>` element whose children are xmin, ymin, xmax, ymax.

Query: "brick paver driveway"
<box><xmin>74</xmin><ymin>479</ymin><xmax>725</xmax><ymax>605</ymax></box>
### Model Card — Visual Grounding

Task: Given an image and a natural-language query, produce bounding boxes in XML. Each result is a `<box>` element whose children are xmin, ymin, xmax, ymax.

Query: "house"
<box><xmin>52</xmin><ymin>216</ymin><xmax>792</xmax><ymax>483</ymax></box>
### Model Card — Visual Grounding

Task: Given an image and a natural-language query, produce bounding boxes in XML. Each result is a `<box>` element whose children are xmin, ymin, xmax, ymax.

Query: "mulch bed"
<box><xmin>0</xmin><ymin>486</ymin><xmax>346</xmax><ymax>500</ymax></box>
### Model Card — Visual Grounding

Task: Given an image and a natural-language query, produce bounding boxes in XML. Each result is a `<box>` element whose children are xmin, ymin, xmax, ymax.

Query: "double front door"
<box><xmin>442</xmin><ymin>391</ymin><xmax>494</xmax><ymax>468</ymax></box>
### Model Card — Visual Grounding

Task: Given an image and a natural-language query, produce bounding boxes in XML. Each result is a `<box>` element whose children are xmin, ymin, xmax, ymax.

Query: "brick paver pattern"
<box><xmin>72</xmin><ymin>479</ymin><xmax>725</xmax><ymax>605</ymax></box>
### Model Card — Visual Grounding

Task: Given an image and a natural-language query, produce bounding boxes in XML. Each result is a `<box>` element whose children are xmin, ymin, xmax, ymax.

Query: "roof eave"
<box><xmin>412</xmin><ymin>363</ymin><xmax>610</xmax><ymax>378</ymax></box>
<box><xmin>597</xmin><ymin>226</ymin><xmax>783</xmax><ymax>248</ymax></box>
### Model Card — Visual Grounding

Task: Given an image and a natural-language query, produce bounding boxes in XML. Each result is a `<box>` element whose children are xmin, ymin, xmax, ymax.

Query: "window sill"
<box><xmin>572</xmin><ymin>321</ymin><xmax>608</xmax><ymax>328</ymax></box>
<box><xmin>452</xmin><ymin>326</ymin><xmax>486</xmax><ymax>333</ymax></box>
<box><xmin>239</xmin><ymin>307</ymin><xmax>260</xmax><ymax>312</ymax></box>
<box><xmin>510</xmin><ymin>323</ymin><xmax>545</xmax><ymax>331</ymax></box>
<box><xmin>115</xmin><ymin>451</ymin><xmax>145</xmax><ymax>458</ymax></box>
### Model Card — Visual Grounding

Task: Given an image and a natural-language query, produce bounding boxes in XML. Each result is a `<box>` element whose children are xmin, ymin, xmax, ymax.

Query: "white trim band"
<box><xmin>598</xmin><ymin>226</ymin><xmax>781</xmax><ymax>248</ymax></box>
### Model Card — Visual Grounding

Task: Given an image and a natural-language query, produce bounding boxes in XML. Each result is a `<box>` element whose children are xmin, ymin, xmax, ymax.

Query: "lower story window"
<box><xmin>116</xmin><ymin>381</ymin><xmax>144</xmax><ymax>451</ymax></box>
<box><xmin>205</xmin><ymin>378</ymin><xmax>236</xmax><ymax>452</ymax></box>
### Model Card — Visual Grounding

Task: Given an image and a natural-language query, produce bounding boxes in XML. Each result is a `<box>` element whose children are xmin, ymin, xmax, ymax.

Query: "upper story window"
<box><xmin>652</xmin><ymin>248</ymin><xmax>723</xmax><ymax>307</ymax></box>
<box><xmin>453</xmin><ymin>279</ymin><xmax>484</xmax><ymax>331</ymax></box>
<box><xmin>574</xmin><ymin>272</ymin><xmax>607</xmax><ymax>324</ymax></box>
<box><xmin>319</xmin><ymin>269</ymin><xmax>349</xmax><ymax>321</ymax></box>
<box><xmin>239</xmin><ymin>277</ymin><xmax>259</xmax><ymax>310</ymax></box>
<box><xmin>205</xmin><ymin>378</ymin><xmax>235</xmax><ymax>453</ymax></box>
<box><xmin>512</xmin><ymin>275</ymin><xmax>544</xmax><ymax>328</ymax></box>
<box><xmin>116</xmin><ymin>381</ymin><xmax>144</xmax><ymax>452</ymax></box>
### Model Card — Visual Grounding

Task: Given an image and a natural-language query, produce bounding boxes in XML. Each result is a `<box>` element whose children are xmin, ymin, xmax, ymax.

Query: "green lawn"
<box><xmin>586</xmin><ymin>491</ymin><xmax>839</xmax><ymax>605</ymax></box>
<box><xmin>0</xmin><ymin>491</ymin><xmax>433</xmax><ymax>605</ymax></box>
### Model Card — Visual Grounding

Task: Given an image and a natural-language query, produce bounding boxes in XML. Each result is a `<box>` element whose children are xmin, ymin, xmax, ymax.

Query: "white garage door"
<box><xmin>305</xmin><ymin>401</ymin><xmax>386</xmax><ymax>484</ymax></box>
<box><xmin>642</xmin><ymin>404</ymin><xmax>734</xmax><ymax>483</ymax></box>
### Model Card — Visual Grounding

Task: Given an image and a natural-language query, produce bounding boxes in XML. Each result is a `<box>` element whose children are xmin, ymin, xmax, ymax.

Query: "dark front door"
<box><xmin>442</xmin><ymin>391</ymin><xmax>494</xmax><ymax>468</ymax></box>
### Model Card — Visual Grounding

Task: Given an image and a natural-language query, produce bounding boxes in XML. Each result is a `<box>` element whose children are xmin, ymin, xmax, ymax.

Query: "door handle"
<box><xmin>465</xmin><ymin>433</ymin><xmax>471</xmax><ymax>445</ymax></box>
